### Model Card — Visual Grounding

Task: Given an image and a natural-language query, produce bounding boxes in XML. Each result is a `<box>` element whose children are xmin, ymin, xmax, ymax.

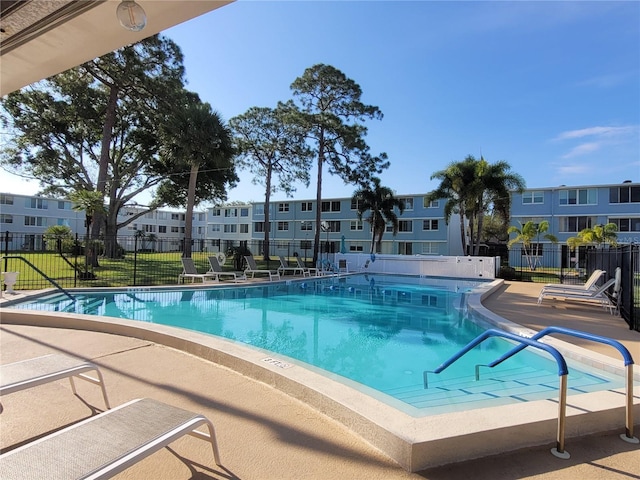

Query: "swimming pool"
<box><xmin>8</xmin><ymin>273</ymin><xmax>625</xmax><ymax>416</ymax></box>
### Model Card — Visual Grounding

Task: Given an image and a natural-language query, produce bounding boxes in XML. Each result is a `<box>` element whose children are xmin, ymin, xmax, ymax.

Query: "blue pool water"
<box><xmin>9</xmin><ymin>274</ymin><xmax>625</xmax><ymax>416</ymax></box>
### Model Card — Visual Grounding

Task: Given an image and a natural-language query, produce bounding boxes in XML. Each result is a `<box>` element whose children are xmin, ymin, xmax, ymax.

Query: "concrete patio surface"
<box><xmin>1</xmin><ymin>280</ymin><xmax>638</xmax><ymax>479</ymax></box>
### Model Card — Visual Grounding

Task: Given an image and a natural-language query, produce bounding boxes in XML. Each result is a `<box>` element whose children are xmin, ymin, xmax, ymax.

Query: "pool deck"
<box><xmin>1</xmin><ymin>280</ymin><xmax>638</xmax><ymax>479</ymax></box>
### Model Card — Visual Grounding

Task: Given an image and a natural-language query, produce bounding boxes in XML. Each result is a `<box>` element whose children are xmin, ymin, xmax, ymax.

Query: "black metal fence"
<box><xmin>3</xmin><ymin>231</ymin><xmax>638</xmax><ymax>331</ymax></box>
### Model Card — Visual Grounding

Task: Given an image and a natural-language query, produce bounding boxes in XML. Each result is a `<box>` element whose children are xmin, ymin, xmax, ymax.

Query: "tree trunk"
<box><xmin>263</xmin><ymin>164</ymin><xmax>272</xmax><ymax>261</ymax></box>
<box><xmin>92</xmin><ymin>84</ymin><xmax>119</xmax><ymax>240</ymax></box>
<box><xmin>312</xmin><ymin>131</ymin><xmax>325</xmax><ymax>265</ymax></box>
<box><xmin>182</xmin><ymin>163</ymin><xmax>199</xmax><ymax>258</ymax></box>
<box><xmin>458</xmin><ymin>210</ymin><xmax>467</xmax><ymax>255</ymax></box>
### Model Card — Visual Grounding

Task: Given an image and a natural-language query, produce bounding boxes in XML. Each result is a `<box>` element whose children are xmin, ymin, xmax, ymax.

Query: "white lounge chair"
<box><xmin>537</xmin><ymin>270</ymin><xmax>620</xmax><ymax>314</ymax></box>
<box><xmin>539</xmin><ymin>269</ymin><xmax>605</xmax><ymax>295</ymax></box>
<box><xmin>208</xmin><ymin>256</ymin><xmax>246</xmax><ymax>282</ymax></box>
<box><xmin>0</xmin><ymin>398</ymin><xmax>221</xmax><ymax>479</ymax></box>
<box><xmin>0</xmin><ymin>354</ymin><xmax>110</xmax><ymax>413</ymax></box>
<box><xmin>295</xmin><ymin>256</ymin><xmax>316</xmax><ymax>277</ymax></box>
<box><xmin>244</xmin><ymin>255</ymin><xmax>280</xmax><ymax>281</ymax></box>
<box><xmin>277</xmin><ymin>256</ymin><xmax>305</xmax><ymax>276</ymax></box>
<box><xmin>178</xmin><ymin>258</ymin><xmax>218</xmax><ymax>284</ymax></box>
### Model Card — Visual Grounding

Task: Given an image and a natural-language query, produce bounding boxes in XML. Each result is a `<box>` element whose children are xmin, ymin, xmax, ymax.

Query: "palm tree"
<box><xmin>507</xmin><ymin>220</ymin><xmax>558</xmax><ymax>271</ymax></box>
<box><xmin>160</xmin><ymin>94</ymin><xmax>235</xmax><ymax>258</ymax></box>
<box><xmin>565</xmin><ymin>223</ymin><xmax>618</xmax><ymax>268</ymax></box>
<box><xmin>471</xmin><ymin>157</ymin><xmax>525</xmax><ymax>255</ymax></box>
<box><xmin>69</xmin><ymin>189</ymin><xmax>106</xmax><ymax>274</ymax></box>
<box><xmin>352</xmin><ymin>177</ymin><xmax>405</xmax><ymax>254</ymax></box>
<box><xmin>426</xmin><ymin>156</ymin><xmax>477</xmax><ymax>255</ymax></box>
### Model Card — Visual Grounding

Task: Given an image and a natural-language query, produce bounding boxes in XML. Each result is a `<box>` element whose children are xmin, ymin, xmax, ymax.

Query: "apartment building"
<box><xmin>509</xmin><ymin>180</ymin><xmax>640</xmax><ymax>267</ymax></box>
<box><xmin>248</xmin><ymin>194</ymin><xmax>464</xmax><ymax>257</ymax></box>
<box><xmin>0</xmin><ymin>192</ymin><xmax>208</xmax><ymax>252</ymax></box>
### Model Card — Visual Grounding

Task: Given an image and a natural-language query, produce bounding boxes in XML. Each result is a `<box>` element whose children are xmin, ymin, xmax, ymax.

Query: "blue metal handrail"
<box><xmin>424</xmin><ymin>329</ymin><xmax>571</xmax><ymax>458</ymax></box>
<box><xmin>481</xmin><ymin>326</ymin><xmax>637</xmax><ymax>443</ymax></box>
<box><xmin>2</xmin><ymin>256</ymin><xmax>75</xmax><ymax>302</ymax></box>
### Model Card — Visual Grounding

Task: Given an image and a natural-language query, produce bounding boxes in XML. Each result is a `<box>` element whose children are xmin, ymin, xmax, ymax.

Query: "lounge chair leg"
<box><xmin>188</xmin><ymin>420</ymin><xmax>221</xmax><ymax>466</ymax></box>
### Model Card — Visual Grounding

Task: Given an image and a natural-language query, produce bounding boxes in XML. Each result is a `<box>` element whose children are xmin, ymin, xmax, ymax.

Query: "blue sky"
<box><xmin>3</xmin><ymin>1</ymin><xmax>639</xmax><ymax>205</ymax></box>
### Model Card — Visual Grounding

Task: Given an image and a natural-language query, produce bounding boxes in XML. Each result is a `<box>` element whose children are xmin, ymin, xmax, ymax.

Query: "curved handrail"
<box><xmin>483</xmin><ymin>326</ymin><xmax>637</xmax><ymax>443</ymax></box>
<box><xmin>431</xmin><ymin>329</ymin><xmax>568</xmax><ymax>376</ymax></box>
<box><xmin>425</xmin><ymin>328</ymin><xmax>571</xmax><ymax>458</ymax></box>
<box><xmin>2</xmin><ymin>255</ymin><xmax>75</xmax><ymax>302</ymax></box>
<box><xmin>486</xmin><ymin>326</ymin><xmax>633</xmax><ymax>368</ymax></box>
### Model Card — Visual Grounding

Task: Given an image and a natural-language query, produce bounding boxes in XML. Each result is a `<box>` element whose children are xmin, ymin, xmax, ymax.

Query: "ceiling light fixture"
<box><xmin>116</xmin><ymin>0</ymin><xmax>147</xmax><ymax>32</ymax></box>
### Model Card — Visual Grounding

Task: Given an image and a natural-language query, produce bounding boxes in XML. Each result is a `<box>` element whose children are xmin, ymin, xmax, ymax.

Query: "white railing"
<box><xmin>333</xmin><ymin>253</ymin><xmax>500</xmax><ymax>279</ymax></box>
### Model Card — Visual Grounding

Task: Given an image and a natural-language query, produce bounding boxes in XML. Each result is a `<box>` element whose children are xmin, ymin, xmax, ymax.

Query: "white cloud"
<box><xmin>561</xmin><ymin>142</ymin><xmax>601</xmax><ymax>159</ymax></box>
<box><xmin>555</xmin><ymin>164</ymin><xmax>593</xmax><ymax>175</ymax></box>
<box><xmin>554</xmin><ymin>126</ymin><xmax>636</xmax><ymax>141</ymax></box>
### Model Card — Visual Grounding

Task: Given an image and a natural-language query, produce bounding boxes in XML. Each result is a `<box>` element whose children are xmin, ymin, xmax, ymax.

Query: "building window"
<box><xmin>254</xmin><ymin>222</ymin><xmax>265</xmax><ymax>233</ymax></box>
<box><xmin>610</xmin><ymin>185</ymin><xmax>640</xmax><ymax>203</ymax></box>
<box><xmin>350</xmin><ymin>220</ymin><xmax>363</xmax><ymax>231</ymax></box>
<box><xmin>278</xmin><ymin>203</ymin><xmax>289</xmax><ymax>212</ymax></box>
<box><xmin>0</xmin><ymin>194</ymin><xmax>14</xmax><ymax>205</ymax></box>
<box><xmin>301</xmin><ymin>221</ymin><xmax>313</xmax><ymax>231</ymax></box>
<box><xmin>327</xmin><ymin>221</ymin><xmax>341</xmax><ymax>232</ymax></box>
<box><xmin>349</xmin><ymin>244</ymin><xmax>364</xmax><ymax>252</ymax></box>
<box><xmin>400</xmin><ymin>197</ymin><xmax>413</xmax><ymax>210</ymax></box>
<box><xmin>0</xmin><ymin>214</ymin><xmax>13</xmax><ymax>223</ymax></box>
<box><xmin>255</xmin><ymin>205</ymin><xmax>264</xmax><ymax>215</ymax></box>
<box><xmin>609</xmin><ymin>217</ymin><xmax>640</xmax><ymax>232</ymax></box>
<box><xmin>224</xmin><ymin>224</ymin><xmax>237</xmax><ymax>233</ymax></box>
<box><xmin>24</xmin><ymin>216</ymin><xmax>45</xmax><ymax>226</ymax></box>
<box><xmin>198</xmin><ymin>213</ymin><xmax>205</xmax><ymax>221</ymax></box>
<box><xmin>422</xmin><ymin>219</ymin><xmax>439</xmax><ymax>231</ymax></box>
<box><xmin>240</xmin><ymin>224</ymin><xmax>249</xmax><ymax>234</ymax></box>
<box><xmin>559</xmin><ymin>216</ymin><xmax>595</xmax><ymax>232</ymax></box>
<box><xmin>559</xmin><ymin>188</ymin><xmax>596</xmax><ymax>205</ymax></box>
<box><xmin>57</xmin><ymin>200</ymin><xmax>70</xmax><ymax>210</ymax></box>
<box><xmin>171</xmin><ymin>226</ymin><xmax>179</xmax><ymax>233</ymax></box>
<box><xmin>277</xmin><ymin>221</ymin><xmax>289</xmax><ymax>231</ymax></box>
<box><xmin>522</xmin><ymin>191</ymin><xmax>544</xmax><ymax>204</ymax></box>
<box><xmin>143</xmin><ymin>224</ymin><xmax>156</xmax><ymax>233</ymax></box>
<box><xmin>159</xmin><ymin>225</ymin><xmax>167</xmax><ymax>233</ymax></box>
<box><xmin>300</xmin><ymin>240</ymin><xmax>312</xmax><ymax>250</ymax></box>
<box><xmin>212</xmin><ymin>208</ymin><xmax>221</xmax><ymax>216</ymax></box>
<box><xmin>171</xmin><ymin>213</ymin><xmax>181</xmax><ymax>220</ymax></box>
<box><xmin>211</xmin><ymin>224</ymin><xmax>221</xmax><ymax>232</ymax></box>
<box><xmin>521</xmin><ymin>243</ymin><xmax>543</xmax><ymax>256</ymax></box>
<box><xmin>225</xmin><ymin>208</ymin><xmax>238</xmax><ymax>217</ymax></box>
<box><xmin>301</xmin><ymin>202</ymin><xmax>313</xmax><ymax>212</ymax></box>
<box><xmin>350</xmin><ymin>198</ymin><xmax>362</xmax><ymax>210</ymax></box>
<box><xmin>321</xmin><ymin>201</ymin><xmax>341</xmax><ymax>212</ymax></box>
<box><xmin>398</xmin><ymin>220</ymin><xmax>412</xmax><ymax>232</ymax></box>
<box><xmin>398</xmin><ymin>242</ymin><xmax>412</xmax><ymax>254</ymax></box>
<box><xmin>56</xmin><ymin>218</ymin><xmax>70</xmax><ymax>226</ymax></box>
<box><xmin>27</xmin><ymin>198</ymin><xmax>48</xmax><ymax>209</ymax></box>
<box><xmin>423</xmin><ymin>198</ymin><xmax>439</xmax><ymax>208</ymax></box>
<box><xmin>421</xmin><ymin>242</ymin><xmax>439</xmax><ymax>254</ymax></box>
<box><xmin>240</xmin><ymin>208</ymin><xmax>249</xmax><ymax>217</ymax></box>
<box><xmin>157</xmin><ymin>211</ymin><xmax>168</xmax><ymax>220</ymax></box>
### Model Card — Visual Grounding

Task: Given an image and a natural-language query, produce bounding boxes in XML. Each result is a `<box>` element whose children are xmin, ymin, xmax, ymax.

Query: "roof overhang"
<box><xmin>0</xmin><ymin>0</ymin><xmax>233</xmax><ymax>96</ymax></box>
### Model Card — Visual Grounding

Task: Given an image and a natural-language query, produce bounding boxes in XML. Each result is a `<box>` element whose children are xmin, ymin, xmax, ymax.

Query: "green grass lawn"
<box><xmin>1</xmin><ymin>251</ymin><xmax>282</xmax><ymax>289</ymax></box>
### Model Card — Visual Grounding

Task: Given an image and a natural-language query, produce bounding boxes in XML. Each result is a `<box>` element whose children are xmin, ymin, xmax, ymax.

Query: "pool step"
<box><xmin>385</xmin><ymin>364</ymin><xmax>614</xmax><ymax>410</ymax></box>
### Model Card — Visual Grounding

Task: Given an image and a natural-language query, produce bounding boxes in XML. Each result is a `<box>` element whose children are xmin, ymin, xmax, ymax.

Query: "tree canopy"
<box><xmin>0</xmin><ymin>35</ymin><xmax>188</xmax><ymax>257</ymax></box>
<box><xmin>229</xmin><ymin>103</ymin><xmax>312</xmax><ymax>259</ymax></box>
<box><xmin>288</xmin><ymin>64</ymin><xmax>389</xmax><ymax>263</ymax></box>
<box><xmin>352</xmin><ymin>177</ymin><xmax>405</xmax><ymax>254</ymax></box>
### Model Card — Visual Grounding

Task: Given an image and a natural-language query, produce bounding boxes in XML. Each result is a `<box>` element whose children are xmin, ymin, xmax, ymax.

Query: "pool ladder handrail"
<box><xmin>424</xmin><ymin>328</ymin><xmax>572</xmax><ymax>459</ymax></box>
<box><xmin>476</xmin><ymin>326</ymin><xmax>637</xmax><ymax>444</ymax></box>
<box><xmin>2</xmin><ymin>255</ymin><xmax>76</xmax><ymax>302</ymax></box>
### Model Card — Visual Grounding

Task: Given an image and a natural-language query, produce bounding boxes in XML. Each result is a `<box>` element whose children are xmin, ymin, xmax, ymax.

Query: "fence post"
<box><xmin>3</xmin><ymin>231</ymin><xmax>8</xmax><ymax>272</ymax></box>
<box><xmin>133</xmin><ymin>234</ymin><xmax>138</xmax><ymax>287</ymax></box>
<box><xmin>73</xmin><ymin>233</ymin><xmax>79</xmax><ymax>288</ymax></box>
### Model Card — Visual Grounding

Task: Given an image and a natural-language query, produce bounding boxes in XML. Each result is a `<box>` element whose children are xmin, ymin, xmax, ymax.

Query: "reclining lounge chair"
<box><xmin>244</xmin><ymin>255</ymin><xmax>280</xmax><ymax>281</ymax></box>
<box><xmin>0</xmin><ymin>398</ymin><xmax>221</xmax><ymax>479</ymax></box>
<box><xmin>277</xmin><ymin>256</ymin><xmax>306</xmax><ymax>276</ymax></box>
<box><xmin>537</xmin><ymin>268</ymin><xmax>620</xmax><ymax>315</ymax></box>
<box><xmin>178</xmin><ymin>258</ymin><xmax>218</xmax><ymax>284</ymax></box>
<box><xmin>0</xmin><ymin>353</ymin><xmax>110</xmax><ymax>413</ymax></box>
<box><xmin>538</xmin><ymin>269</ymin><xmax>606</xmax><ymax>295</ymax></box>
<box><xmin>208</xmin><ymin>256</ymin><xmax>246</xmax><ymax>282</ymax></box>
